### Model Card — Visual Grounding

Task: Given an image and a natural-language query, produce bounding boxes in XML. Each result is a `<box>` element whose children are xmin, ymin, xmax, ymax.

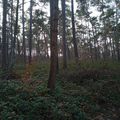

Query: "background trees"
<box><xmin>0</xmin><ymin>1</ymin><xmax>120</xmax><ymax>119</ymax></box>
<box><xmin>1</xmin><ymin>0</ymin><xmax>8</xmax><ymax>76</ymax></box>
<box><xmin>0</xmin><ymin>0</ymin><xmax>119</xmax><ymax>86</ymax></box>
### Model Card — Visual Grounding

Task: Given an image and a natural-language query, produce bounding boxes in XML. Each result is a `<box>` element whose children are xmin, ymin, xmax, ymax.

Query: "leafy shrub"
<box><xmin>61</xmin><ymin>60</ymin><xmax>120</xmax><ymax>84</ymax></box>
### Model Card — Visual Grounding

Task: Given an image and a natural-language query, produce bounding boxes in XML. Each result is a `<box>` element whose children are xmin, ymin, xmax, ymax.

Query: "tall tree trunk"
<box><xmin>88</xmin><ymin>22</ymin><xmax>93</xmax><ymax>60</ymax></box>
<box><xmin>67</xmin><ymin>45</ymin><xmax>71</xmax><ymax>60</ymax></box>
<box><xmin>115</xmin><ymin>1</ymin><xmax>120</xmax><ymax>60</ymax></box>
<box><xmin>44</xmin><ymin>33</ymin><xmax>49</xmax><ymax>59</ymax></box>
<box><xmin>62</xmin><ymin>0</ymin><xmax>67</xmax><ymax>69</ymax></box>
<box><xmin>10</xmin><ymin>0</ymin><xmax>13</xmax><ymax>53</ymax></box>
<box><xmin>91</xmin><ymin>25</ymin><xmax>98</xmax><ymax>60</ymax></box>
<box><xmin>17</xmin><ymin>37</ymin><xmax>20</xmax><ymax>58</ymax></box>
<box><xmin>101</xmin><ymin>0</ymin><xmax>108</xmax><ymax>60</ymax></box>
<box><xmin>29</xmin><ymin>0</ymin><xmax>33</xmax><ymax>64</ymax></box>
<box><xmin>48</xmin><ymin>0</ymin><xmax>58</xmax><ymax>90</ymax></box>
<box><xmin>22</xmin><ymin>0</ymin><xmax>26</xmax><ymax>64</ymax></box>
<box><xmin>10</xmin><ymin>0</ymin><xmax>19</xmax><ymax>69</ymax></box>
<box><xmin>71</xmin><ymin>0</ymin><xmax>79</xmax><ymax>61</ymax></box>
<box><xmin>1</xmin><ymin>0</ymin><xmax>8</xmax><ymax>73</ymax></box>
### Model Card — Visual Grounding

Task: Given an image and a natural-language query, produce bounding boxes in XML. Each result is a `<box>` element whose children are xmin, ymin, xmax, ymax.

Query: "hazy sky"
<box><xmin>0</xmin><ymin>0</ymin><xmax>100</xmax><ymax>19</ymax></box>
<box><xmin>0</xmin><ymin>0</ymin><xmax>100</xmax><ymax>27</ymax></box>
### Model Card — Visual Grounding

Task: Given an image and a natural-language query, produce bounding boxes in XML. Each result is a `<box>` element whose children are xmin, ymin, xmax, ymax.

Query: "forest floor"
<box><xmin>0</xmin><ymin>61</ymin><xmax>120</xmax><ymax>120</ymax></box>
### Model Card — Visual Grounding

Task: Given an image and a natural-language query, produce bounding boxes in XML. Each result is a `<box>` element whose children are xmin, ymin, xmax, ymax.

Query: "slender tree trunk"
<box><xmin>109</xmin><ymin>37</ymin><xmax>113</xmax><ymax>59</ymax></box>
<box><xmin>48</xmin><ymin>0</ymin><xmax>58</xmax><ymax>90</ymax></box>
<box><xmin>44</xmin><ymin>33</ymin><xmax>49</xmax><ymax>59</ymax></box>
<box><xmin>67</xmin><ymin>45</ymin><xmax>71</xmax><ymax>60</ymax></box>
<box><xmin>22</xmin><ymin>0</ymin><xmax>26</xmax><ymax>64</ymax></box>
<box><xmin>10</xmin><ymin>0</ymin><xmax>19</xmax><ymax>69</ymax></box>
<box><xmin>115</xmin><ymin>2</ymin><xmax>120</xmax><ymax>61</ymax></box>
<box><xmin>101</xmin><ymin>0</ymin><xmax>108</xmax><ymax>60</ymax></box>
<box><xmin>62</xmin><ymin>0</ymin><xmax>67</xmax><ymax>69</ymax></box>
<box><xmin>88</xmin><ymin>22</ymin><xmax>93</xmax><ymax>60</ymax></box>
<box><xmin>6</xmin><ymin>28</ymin><xmax>9</xmax><ymax>65</ymax></box>
<box><xmin>9</xmin><ymin>0</ymin><xmax>13</xmax><ymax>65</ymax></box>
<box><xmin>17</xmin><ymin>37</ymin><xmax>20</xmax><ymax>58</ymax></box>
<box><xmin>91</xmin><ymin>25</ymin><xmax>97</xmax><ymax>60</ymax></box>
<box><xmin>29</xmin><ymin>0</ymin><xmax>33</xmax><ymax>64</ymax></box>
<box><xmin>71</xmin><ymin>0</ymin><xmax>79</xmax><ymax>61</ymax></box>
<box><xmin>1</xmin><ymin>0</ymin><xmax>8</xmax><ymax>72</ymax></box>
<box><xmin>0</xmin><ymin>37</ymin><xmax>1</xmax><ymax>64</ymax></box>
<box><xmin>112</xmin><ymin>39</ymin><xmax>116</xmax><ymax>60</ymax></box>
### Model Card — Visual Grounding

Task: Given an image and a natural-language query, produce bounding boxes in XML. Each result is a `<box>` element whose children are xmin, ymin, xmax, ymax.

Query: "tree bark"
<box><xmin>22</xmin><ymin>0</ymin><xmax>26</xmax><ymax>64</ymax></box>
<box><xmin>10</xmin><ymin>0</ymin><xmax>19</xmax><ymax>69</ymax></box>
<box><xmin>29</xmin><ymin>0</ymin><xmax>33</xmax><ymax>64</ymax></box>
<box><xmin>1</xmin><ymin>0</ymin><xmax>8</xmax><ymax>72</ymax></box>
<box><xmin>71</xmin><ymin>0</ymin><xmax>79</xmax><ymax>61</ymax></box>
<box><xmin>47</xmin><ymin>0</ymin><xmax>58</xmax><ymax>90</ymax></box>
<box><xmin>62</xmin><ymin>0</ymin><xmax>67</xmax><ymax>69</ymax></box>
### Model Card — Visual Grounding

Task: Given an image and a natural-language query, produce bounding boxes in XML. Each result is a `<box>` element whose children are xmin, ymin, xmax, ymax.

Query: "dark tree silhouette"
<box><xmin>48</xmin><ymin>0</ymin><xmax>59</xmax><ymax>90</ymax></box>
<box><xmin>71</xmin><ymin>0</ymin><xmax>79</xmax><ymax>61</ymax></box>
<box><xmin>29</xmin><ymin>0</ymin><xmax>33</xmax><ymax>64</ymax></box>
<box><xmin>62</xmin><ymin>0</ymin><xmax>67</xmax><ymax>69</ymax></box>
<box><xmin>1</xmin><ymin>0</ymin><xmax>8</xmax><ymax>74</ymax></box>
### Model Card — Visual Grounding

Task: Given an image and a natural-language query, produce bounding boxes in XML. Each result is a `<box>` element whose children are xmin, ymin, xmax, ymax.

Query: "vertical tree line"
<box><xmin>22</xmin><ymin>0</ymin><xmax>26</xmax><ymax>64</ymax></box>
<box><xmin>0</xmin><ymin>0</ymin><xmax>119</xmax><ymax>89</ymax></box>
<box><xmin>47</xmin><ymin>0</ymin><xmax>59</xmax><ymax>90</ymax></box>
<box><xmin>62</xmin><ymin>0</ymin><xmax>67</xmax><ymax>69</ymax></box>
<box><xmin>10</xmin><ymin>0</ymin><xmax>19</xmax><ymax>69</ymax></box>
<box><xmin>29</xmin><ymin>0</ymin><xmax>33</xmax><ymax>64</ymax></box>
<box><xmin>1</xmin><ymin>0</ymin><xmax>8</xmax><ymax>74</ymax></box>
<box><xmin>71</xmin><ymin>0</ymin><xmax>79</xmax><ymax>61</ymax></box>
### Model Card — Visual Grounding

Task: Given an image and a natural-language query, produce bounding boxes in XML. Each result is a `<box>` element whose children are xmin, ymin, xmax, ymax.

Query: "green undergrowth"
<box><xmin>0</xmin><ymin>80</ymin><xmax>87</xmax><ymax>120</ymax></box>
<box><xmin>0</xmin><ymin>60</ymin><xmax>120</xmax><ymax>120</ymax></box>
<box><xmin>61</xmin><ymin>60</ymin><xmax>120</xmax><ymax>83</ymax></box>
<box><xmin>59</xmin><ymin>60</ymin><xmax>120</xmax><ymax>119</ymax></box>
<box><xmin>67</xmin><ymin>60</ymin><xmax>120</xmax><ymax>70</ymax></box>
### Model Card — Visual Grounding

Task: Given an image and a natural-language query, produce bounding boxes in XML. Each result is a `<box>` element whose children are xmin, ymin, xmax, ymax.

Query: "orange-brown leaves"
<box><xmin>21</xmin><ymin>62</ymin><xmax>43</xmax><ymax>92</ymax></box>
<box><xmin>21</xmin><ymin>62</ymin><xmax>36</xmax><ymax>83</ymax></box>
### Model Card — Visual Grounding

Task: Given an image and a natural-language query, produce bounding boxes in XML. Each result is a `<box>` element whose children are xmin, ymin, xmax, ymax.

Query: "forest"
<box><xmin>0</xmin><ymin>0</ymin><xmax>120</xmax><ymax>119</ymax></box>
